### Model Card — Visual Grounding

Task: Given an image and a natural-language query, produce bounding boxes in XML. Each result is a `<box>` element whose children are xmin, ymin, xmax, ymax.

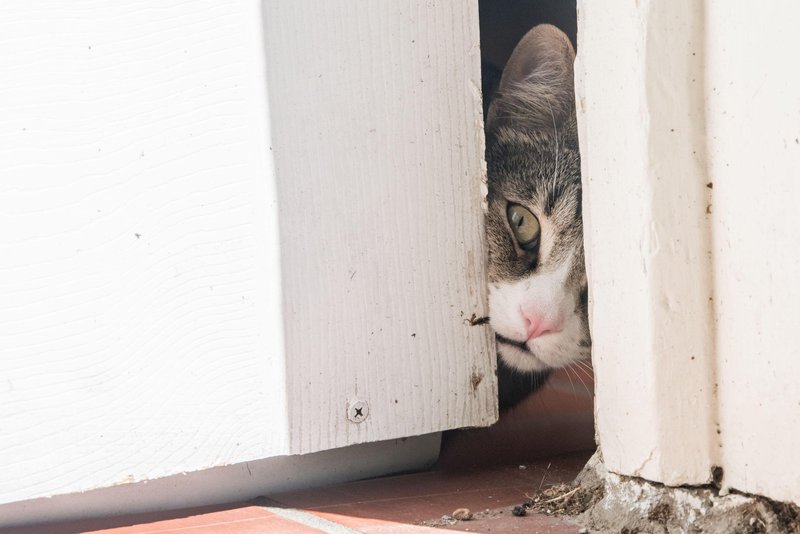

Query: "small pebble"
<box><xmin>579</xmin><ymin>529</ymin><xmax>589</xmax><ymax>534</ymax></box>
<box><xmin>518</xmin><ymin>464</ymin><xmax>527</xmax><ymax>470</ymax></box>
<box><xmin>440</xmin><ymin>514</ymin><xmax>453</xmax><ymax>522</ymax></box>
<box><xmin>452</xmin><ymin>508</ymin><xmax>473</xmax><ymax>521</ymax></box>
<box><xmin>512</xmin><ymin>505</ymin><xmax>527</xmax><ymax>517</ymax></box>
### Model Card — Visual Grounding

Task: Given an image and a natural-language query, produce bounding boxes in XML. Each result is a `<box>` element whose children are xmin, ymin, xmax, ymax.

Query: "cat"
<box><xmin>484</xmin><ymin>24</ymin><xmax>590</xmax><ymax>409</ymax></box>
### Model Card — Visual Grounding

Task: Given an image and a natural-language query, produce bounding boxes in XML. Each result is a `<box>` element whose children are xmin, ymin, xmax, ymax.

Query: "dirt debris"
<box><xmin>568</xmin><ymin>452</ymin><xmax>800</xmax><ymax>534</ymax></box>
<box><xmin>417</xmin><ymin>454</ymin><xmax>799</xmax><ymax>532</ymax></box>
<box><xmin>511</xmin><ymin>504</ymin><xmax>527</xmax><ymax>516</ymax></box>
<box><xmin>452</xmin><ymin>508</ymin><xmax>473</xmax><ymax>521</ymax></box>
<box><xmin>519</xmin><ymin>481</ymin><xmax>604</xmax><ymax>518</ymax></box>
<box><xmin>416</xmin><ymin>507</ymin><xmax>505</xmax><ymax>528</ymax></box>
<box><xmin>511</xmin><ymin>455</ymin><xmax>605</xmax><ymax>520</ymax></box>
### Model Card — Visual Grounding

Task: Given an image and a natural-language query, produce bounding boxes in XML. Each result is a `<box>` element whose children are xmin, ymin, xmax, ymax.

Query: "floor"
<box><xmin>8</xmin><ymin>368</ymin><xmax>594</xmax><ymax>534</ymax></box>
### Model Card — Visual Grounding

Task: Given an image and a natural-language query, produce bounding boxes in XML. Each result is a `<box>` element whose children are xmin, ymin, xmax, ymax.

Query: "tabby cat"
<box><xmin>484</xmin><ymin>25</ymin><xmax>590</xmax><ymax>409</ymax></box>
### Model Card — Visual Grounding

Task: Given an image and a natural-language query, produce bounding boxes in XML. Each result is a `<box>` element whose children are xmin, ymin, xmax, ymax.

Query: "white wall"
<box><xmin>577</xmin><ymin>0</ymin><xmax>800</xmax><ymax>505</ymax></box>
<box><xmin>0</xmin><ymin>0</ymin><xmax>494</xmax><ymax>513</ymax></box>
<box><xmin>705</xmin><ymin>0</ymin><xmax>800</xmax><ymax>504</ymax></box>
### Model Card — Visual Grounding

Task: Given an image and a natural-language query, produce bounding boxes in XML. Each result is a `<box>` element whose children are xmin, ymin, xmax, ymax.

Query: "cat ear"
<box><xmin>486</xmin><ymin>24</ymin><xmax>575</xmax><ymax>134</ymax></box>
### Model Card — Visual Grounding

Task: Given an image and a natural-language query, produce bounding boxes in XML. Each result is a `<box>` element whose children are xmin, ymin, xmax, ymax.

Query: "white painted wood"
<box><xmin>576</xmin><ymin>0</ymin><xmax>717</xmax><ymax>486</ymax></box>
<box><xmin>578</xmin><ymin>0</ymin><xmax>799</xmax><ymax>504</ymax></box>
<box><xmin>262</xmin><ymin>0</ymin><xmax>495</xmax><ymax>454</ymax></box>
<box><xmin>0</xmin><ymin>0</ymin><xmax>494</xmax><ymax>510</ymax></box>
<box><xmin>705</xmin><ymin>0</ymin><xmax>800</xmax><ymax>504</ymax></box>
<box><xmin>0</xmin><ymin>0</ymin><xmax>292</xmax><ymax>505</ymax></box>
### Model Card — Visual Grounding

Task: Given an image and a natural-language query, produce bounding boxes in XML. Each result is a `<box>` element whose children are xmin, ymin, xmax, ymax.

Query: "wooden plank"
<box><xmin>0</xmin><ymin>0</ymin><xmax>291</xmax><ymax>504</ymax></box>
<box><xmin>705</xmin><ymin>0</ymin><xmax>800</xmax><ymax>504</ymax></box>
<box><xmin>261</xmin><ymin>0</ymin><xmax>495</xmax><ymax>454</ymax></box>
<box><xmin>576</xmin><ymin>0</ymin><xmax>717</xmax><ymax>485</ymax></box>
<box><xmin>579</xmin><ymin>0</ymin><xmax>800</xmax><ymax>504</ymax></box>
<box><xmin>0</xmin><ymin>0</ymin><xmax>493</xmax><ymax>506</ymax></box>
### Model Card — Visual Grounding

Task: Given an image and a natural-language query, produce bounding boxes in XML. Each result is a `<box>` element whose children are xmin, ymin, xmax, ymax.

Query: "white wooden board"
<box><xmin>262</xmin><ymin>0</ymin><xmax>495</xmax><ymax>454</ymax></box>
<box><xmin>578</xmin><ymin>0</ymin><xmax>800</xmax><ymax>505</ymax></box>
<box><xmin>0</xmin><ymin>0</ymin><xmax>494</xmax><ymax>508</ymax></box>
<box><xmin>577</xmin><ymin>0</ymin><xmax>717</xmax><ymax>486</ymax></box>
<box><xmin>705</xmin><ymin>0</ymin><xmax>800</xmax><ymax>504</ymax></box>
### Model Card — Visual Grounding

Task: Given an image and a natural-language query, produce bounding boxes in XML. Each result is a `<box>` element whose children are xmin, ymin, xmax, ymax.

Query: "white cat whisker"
<box><xmin>580</xmin><ymin>364</ymin><xmax>595</xmax><ymax>380</ymax></box>
<box><xmin>563</xmin><ymin>365</ymin><xmax>578</xmax><ymax>399</ymax></box>
<box><xmin>568</xmin><ymin>363</ymin><xmax>592</xmax><ymax>397</ymax></box>
<box><xmin>573</xmin><ymin>361</ymin><xmax>594</xmax><ymax>382</ymax></box>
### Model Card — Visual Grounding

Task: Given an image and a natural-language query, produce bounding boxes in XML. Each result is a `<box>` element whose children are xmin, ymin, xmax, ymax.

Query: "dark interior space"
<box><xmin>480</xmin><ymin>0</ymin><xmax>577</xmax><ymax>118</ymax></box>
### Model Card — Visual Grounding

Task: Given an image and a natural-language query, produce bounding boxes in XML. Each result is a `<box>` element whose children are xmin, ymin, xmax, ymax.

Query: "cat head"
<box><xmin>485</xmin><ymin>24</ymin><xmax>590</xmax><ymax>373</ymax></box>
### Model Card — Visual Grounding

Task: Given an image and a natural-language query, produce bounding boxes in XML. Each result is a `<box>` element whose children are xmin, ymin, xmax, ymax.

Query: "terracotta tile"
<box><xmin>269</xmin><ymin>483</ymin><xmax>369</xmax><ymax>510</ymax></box>
<box><xmin>270</xmin><ymin>455</ymin><xmax>588</xmax><ymax>515</ymax></box>
<box><xmin>311</xmin><ymin>511</ymin><xmax>443</xmax><ymax>533</ymax></box>
<box><xmin>268</xmin><ymin>453</ymin><xmax>590</xmax><ymax>531</ymax></box>
<box><xmin>437</xmin><ymin>377</ymin><xmax>596</xmax><ymax>468</ymax></box>
<box><xmin>295</xmin><ymin>487</ymin><xmax>534</xmax><ymax>527</ymax></box>
<box><xmin>314</xmin><ymin>506</ymin><xmax>581</xmax><ymax>534</ymax></box>
<box><xmin>1</xmin><ymin>504</ymin><xmax>246</xmax><ymax>534</ymax></box>
<box><xmin>312</xmin><ymin>483</ymin><xmax>522</xmax><ymax>521</ymax></box>
<box><xmin>441</xmin><ymin>509</ymin><xmax>581</xmax><ymax>533</ymax></box>
<box><xmin>307</xmin><ymin>499</ymin><xmax>447</xmax><ymax>525</ymax></box>
<box><xmin>84</xmin><ymin>506</ymin><xmax>274</xmax><ymax>532</ymax></box>
<box><xmin>103</xmin><ymin>515</ymin><xmax>324</xmax><ymax>533</ymax></box>
<box><xmin>78</xmin><ymin>506</ymin><xmax>326</xmax><ymax>533</ymax></box>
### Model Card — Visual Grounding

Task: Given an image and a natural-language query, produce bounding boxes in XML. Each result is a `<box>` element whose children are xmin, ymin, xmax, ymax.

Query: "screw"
<box><xmin>347</xmin><ymin>399</ymin><xmax>369</xmax><ymax>423</ymax></box>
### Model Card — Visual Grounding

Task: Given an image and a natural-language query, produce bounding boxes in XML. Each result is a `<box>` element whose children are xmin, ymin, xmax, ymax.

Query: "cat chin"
<box><xmin>497</xmin><ymin>341</ymin><xmax>550</xmax><ymax>372</ymax></box>
<box><xmin>497</xmin><ymin>329</ymin><xmax>588</xmax><ymax>372</ymax></box>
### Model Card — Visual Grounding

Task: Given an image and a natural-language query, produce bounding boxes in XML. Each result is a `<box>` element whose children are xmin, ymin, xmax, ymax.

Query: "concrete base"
<box><xmin>0</xmin><ymin>432</ymin><xmax>441</xmax><ymax>529</ymax></box>
<box><xmin>574</xmin><ymin>453</ymin><xmax>799</xmax><ymax>533</ymax></box>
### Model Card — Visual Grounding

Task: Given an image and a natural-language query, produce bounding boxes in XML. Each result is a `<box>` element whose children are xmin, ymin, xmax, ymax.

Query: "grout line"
<box><xmin>259</xmin><ymin>506</ymin><xmax>363</xmax><ymax>534</ymax></box>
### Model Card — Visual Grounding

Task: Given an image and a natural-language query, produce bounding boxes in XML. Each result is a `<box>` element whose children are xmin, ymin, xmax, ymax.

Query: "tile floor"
<box><xmin>7</xmin><ymin>368</ymin><xmax>594</xmax><ymax>534</ymax></box>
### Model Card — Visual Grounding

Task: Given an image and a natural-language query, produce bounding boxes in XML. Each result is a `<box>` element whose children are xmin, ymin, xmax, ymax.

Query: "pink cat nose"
<box><xmin>523</xmin><ymin>313</ymin><xmax>562</xmax><ymax>340</ymax></box>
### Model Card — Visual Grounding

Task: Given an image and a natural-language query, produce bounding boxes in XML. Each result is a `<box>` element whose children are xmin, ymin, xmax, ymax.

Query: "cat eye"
<box><xmin>506</xmin><ymin>204</ymin><xmax>540</xmax><ymax>251</ymax></box>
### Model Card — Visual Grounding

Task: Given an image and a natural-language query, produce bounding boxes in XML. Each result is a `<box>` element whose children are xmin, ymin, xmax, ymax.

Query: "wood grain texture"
<box><xmin>261</xmin><ymin>0</ymin><xmax>495</xmax><ymax>454</ymax></box>
<box><xmin>1</xmin><ymin>0</ymin><xmax>288</xmax><ymax>504</ymax></box>
<box><xmin>0</xmin><ymin>0</ymin><xmax>493</xmax><ymax>505</ymax></box>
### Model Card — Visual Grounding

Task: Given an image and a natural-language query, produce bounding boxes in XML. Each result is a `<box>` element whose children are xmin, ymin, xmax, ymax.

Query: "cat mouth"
<box><xmin>495</xmin><ymin>333</ymin><xmax>550</xmax><ymax>372</ymax></box>
<box><xmin>495</xmin><ymin>334</ymin><xmax>531</xmax><ymax>353</ymax></box>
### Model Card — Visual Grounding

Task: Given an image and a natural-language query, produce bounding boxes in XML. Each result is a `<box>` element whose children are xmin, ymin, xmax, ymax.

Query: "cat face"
<box><xmin>485</xmin><ymin>24</ymin><xmax>590</xmax><ymax>372</ymax></box>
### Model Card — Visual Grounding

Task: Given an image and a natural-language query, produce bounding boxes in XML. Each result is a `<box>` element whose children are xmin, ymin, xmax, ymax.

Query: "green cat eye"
<box><xmin>507</xmin><ymin>204</ymin><xmax>540</xmax><ymax>251</ymax></box>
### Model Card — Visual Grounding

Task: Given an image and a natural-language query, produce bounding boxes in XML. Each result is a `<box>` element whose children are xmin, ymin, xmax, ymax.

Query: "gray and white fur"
<box><xmin>485</xmin><ymin>25</ymin><xmax>589</xmax><ymax>407</ymax></box>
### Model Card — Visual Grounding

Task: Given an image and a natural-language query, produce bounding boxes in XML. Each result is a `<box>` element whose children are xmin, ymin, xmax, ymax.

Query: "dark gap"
<box><xmin>438</xmin><ymin>0</ymin><xmax>591</xmax><ymax>469</ymax></box>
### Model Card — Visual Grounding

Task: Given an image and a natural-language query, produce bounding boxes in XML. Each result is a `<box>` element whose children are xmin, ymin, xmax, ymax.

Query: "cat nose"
<box><xmin>523</xmin><ymin>312</ymin><xmax>562</xmax><ymax>340</ymax></box>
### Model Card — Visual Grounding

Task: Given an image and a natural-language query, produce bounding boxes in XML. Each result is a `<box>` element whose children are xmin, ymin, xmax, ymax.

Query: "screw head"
<box><xmin>347</xmin><ymin>399</ymin><xmax>369</xmax><ymax>423</ymax></box>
